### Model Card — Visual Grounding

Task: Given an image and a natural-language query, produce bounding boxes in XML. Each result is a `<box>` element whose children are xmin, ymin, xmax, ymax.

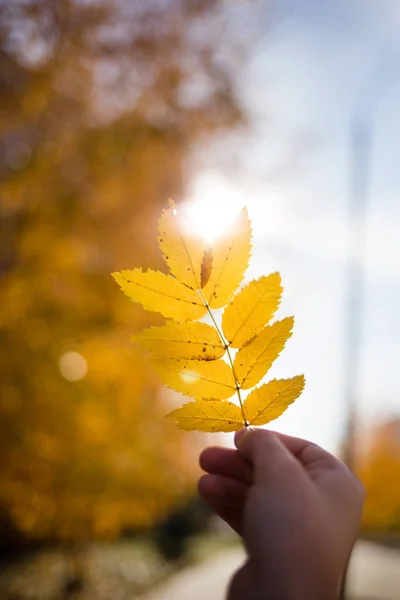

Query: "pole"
<box><xmin>339</xmin><ymin>120</ymin><xmax>371</xmax><ymax>600</ymax></box>
<box><xmin>342</xmin><ymin>120</ymin><xmax>371</xmax><ymax>471</ymax></box>
<box><xmin>340</xmin><ymin>50</ymin><xmax>400</xmax><ymax>599</ymax></box>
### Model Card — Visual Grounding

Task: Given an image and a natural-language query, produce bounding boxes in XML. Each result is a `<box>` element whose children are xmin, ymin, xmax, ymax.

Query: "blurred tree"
<box><xmin>0</xmin><ymin>0</ymin><xmax>245</xmax><ymax>542</ymax></box>
<box><xmin>153</xmin><ymin>497</ymin><xmax>212</xmax><ymax>561</ymax></box>
<box><xmin>358</xmin><ymin>418</ymin><xmax>400</xmax><ymax>532</ymax></box>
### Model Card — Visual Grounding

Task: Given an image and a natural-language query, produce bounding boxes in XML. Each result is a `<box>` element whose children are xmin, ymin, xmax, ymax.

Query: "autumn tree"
<box><xmin>0</xmin><ymin>0</ymin><xmax>246</xmax><ymax>542</ymax></box>
<box><xmin>357</xmin><ymin>418</ymin><xmax>400</xmax><ymax>533</ymax></box>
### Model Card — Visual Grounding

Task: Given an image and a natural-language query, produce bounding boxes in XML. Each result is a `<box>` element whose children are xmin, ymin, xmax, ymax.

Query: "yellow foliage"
<box><xmin>202</xmin><ymin>208</ymin><xmax>252</xmax><ymax>308</ymax></box>
<box><xmin>151</xmin><ymin>358</ymin><xmax>236</xmax><ymax>400</ymax></box>
<box><xmin>0</xmin><ymin>0</ymin><xmax>248</xmax><ymax>540</ymax></box>
<box><xmin>356</xmin><ymin>419</ymin><xmax>400</xmax><ymax>532</ymax></box>
<box><xmin>112</xmin><ymin>269</ymin><xmax>207</xmax><ymax>320</ymax></box>
<box><xmin>167</xmin><ymin>400</ymin><xmax>243</xmax><ymax>432</ymax></box>
<box><xmin>244</xmin><ymin>377</ymin><xmax>305</xmax><ymax>426</ymax></box>
<box><xmin>132</xmin><ymin>321</ymin><xmax>225</xmax><ymax>360</ymax></box>
<box><xmin>222</xmin><ymin>273</ymin><xmax>282</xmax><ymax>347</ymax></box>
<box><xmin>158</xmin><ymin>199</ymin><xmax>206</xmax><ymax>290</ymax></box>
<box><xmin>115</xmin><ymin>202</ymin><xmax>305</xmax><ymax>432</ymax></box>
<box><xmin>234</xmin><ymin>317</ymin><xmax>294</xmax><ymax>390</ymax></box>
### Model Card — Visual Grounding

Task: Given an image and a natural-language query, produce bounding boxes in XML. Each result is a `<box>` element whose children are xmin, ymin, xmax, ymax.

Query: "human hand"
<box><xmin>198</xmin><ymin>428</ymin><xmax>364</xmax><ymax>600</ymax></box>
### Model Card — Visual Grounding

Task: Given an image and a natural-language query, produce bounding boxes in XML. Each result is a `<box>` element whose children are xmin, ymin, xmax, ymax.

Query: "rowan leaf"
<box><xmin>132</xmin><ymin>321</ymin><xmax>225</xmax><ymax>360</ymax></box>
<box><xmin>114</xmin><ymin>201</ymin><xmax>306</xmax><ymax>434</ymax></box>
<box><xmin>112</xmin><ymin>268</ymin><xmax>207</xmax><ymax>320</ymax></box>
<box><xmin>202</xmin><ymin>208</ymin><xmax>252</xmax><ymax>308</ymax></box>
<box><xmin>244</xmin><ymin>376</ymin><xmax>305</xmax><ymax>426</ymax></box>
<box><xmin>151</xmin><ymin>358</ymin><xmax>236</xmax><ymax>400</ymax></box>
<box><xmin>234</xmin><ymin>317</ymin><xmax>294</xmax><ymax>390</ymax></box>
<box><xmin>158</xmin><ymin>199</ymin><xmax>205</xmax><ymax>290</ymax></box>
<box><xmin>222</xmin><ymin>273</ymin><xmax>282</xmax><ymax>348</ymax></box>
<box><xmin>166</xmin><ymin>399</ymin><xmax>243</xmax><ymax>432</ymax></box>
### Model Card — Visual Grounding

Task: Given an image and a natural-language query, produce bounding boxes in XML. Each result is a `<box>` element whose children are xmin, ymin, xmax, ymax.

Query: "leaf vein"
<box><xmin>130</xmin><ymin>278</ymin><xmax>203</xmax><ymax>306</ymax></box>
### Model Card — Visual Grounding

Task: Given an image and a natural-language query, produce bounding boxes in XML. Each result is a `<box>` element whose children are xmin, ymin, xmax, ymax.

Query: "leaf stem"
<box><xmin>197</xmin><ymin>290</ymin><xmax>249</xmax><ymax>427</ymax></box>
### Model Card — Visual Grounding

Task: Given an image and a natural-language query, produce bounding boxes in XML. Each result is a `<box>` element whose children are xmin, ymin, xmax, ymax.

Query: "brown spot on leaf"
<box><xmin>200</xmin><ymin>248</ymin><xmax>213</xmax><ymax>288</ymax></box>
<box><xmin>242</xmin><ymin>334</ymin><xmax>257</xmax><ymax>347</ymax></box>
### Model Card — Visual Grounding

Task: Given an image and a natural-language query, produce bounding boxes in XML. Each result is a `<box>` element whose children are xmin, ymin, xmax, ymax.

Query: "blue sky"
<box><xmin>188</xmin><ymin>0</ymin><xmax>400</xmax><ymax>452</ymax></box>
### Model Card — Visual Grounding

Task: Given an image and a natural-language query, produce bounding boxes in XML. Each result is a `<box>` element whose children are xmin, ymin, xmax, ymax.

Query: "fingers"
<box><xmin>198</xmin><ymin>474</ymin><xmax>247</xmax><ymax>535</ymax></box>
<box><xmin>234</xmin><ymin>428</ymin><xmax>342</xmax><ymax>482</ymax></box>
<box><xmin>234</xmin><ymin>428</ymin><xmax>298</xmax><ymax>482</ymax></box>
<box><xmin>198</xmin><ymin>473</ymin><xmax>248</xmax><ymax>507</ymax></box>
<box><xmin>201</xmin><ymin>501</ymin><xmax>243</xmax><ymax>536</ymax></box>
<box><xmin>275</xmin><ymin>432</ymin><xmax>341</xmax><ymax>471</ymax></box>
<box><xmin>200</xmin><ymin>434</ymin><xmax>339</xmax><ymax>486</ymax></box>
<box><xmin>200</xmin><ymin>446</ymin><xmax>253</xmax><ymax>484</ymax></box>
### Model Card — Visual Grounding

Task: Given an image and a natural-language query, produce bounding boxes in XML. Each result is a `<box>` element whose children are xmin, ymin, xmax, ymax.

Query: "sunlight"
<box><xmin>183</xmin><ymin>172</ymin><xmax>246</xmax><ymax>244</ymax></box>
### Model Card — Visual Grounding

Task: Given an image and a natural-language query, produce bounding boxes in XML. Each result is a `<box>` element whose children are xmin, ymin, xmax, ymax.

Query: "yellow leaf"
<box><xmin>222</xmin><ymin>273</ymin><xmax>282</xmax><ymax>348</ymax></box>
<box><xmin>132</xmin><ymin>321</ymin><xmax>225</xmax><ymax>360</ymax></box>
<box><xmin>166</xmin><ymin>399</ymin><xmax>243</xmax><ymax>432</ymax></box>
<box><xmin>152</xmin><ymin>358</ymin><xmax>236</xmax><ymax>400</ymax></box>
<box><xmin>113</xmin><ymin>202</ymin><xmax>305</xmax><ymax>435</ymax></box>
<box><xmin>244</xmin><ymin>376</ymin><xmax>305</xmax><ymax>426</ymax></box>
<box><xmin>234</xmin><ymin>317</ymin><xmax>294</xmax><ymax>389</ymax></box>
<box><xmin>202</xmin><ymin>208</ymin><xmax>252</xmax><ymax>308</ymax></box>
<box><xmin>112</xmin><ymin>268</ymin><xmax>207</xmax><ymax>320</ymax></box>
<box><xmin>158</xmin><ymin>199</ymin><xmax>206</xmax><ymax>290</ymax></box>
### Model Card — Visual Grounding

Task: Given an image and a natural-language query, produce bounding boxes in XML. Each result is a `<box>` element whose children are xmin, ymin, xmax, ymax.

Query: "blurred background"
<box><xmin>0</xmin><ymin>1</ymin><xmax>399</xmax><ymax>599</ymax></box>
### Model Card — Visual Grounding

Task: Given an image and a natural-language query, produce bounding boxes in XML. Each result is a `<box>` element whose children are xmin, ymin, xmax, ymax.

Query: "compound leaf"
<box><xmin>113</xmin><ymin>201</ymin><xmax>306</xmax><ymax>434</ymax></box>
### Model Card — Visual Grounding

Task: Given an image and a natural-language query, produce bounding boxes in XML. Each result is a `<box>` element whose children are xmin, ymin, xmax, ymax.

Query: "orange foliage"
<box><xmin>0</xmin><ymin>0</ymin><xmax>244</xmax><ymax>540</ymax></box>
<box><xmin>357</xmin><ymin>419</ymin><xmax>400</xmax><ymax>532</ymax></box>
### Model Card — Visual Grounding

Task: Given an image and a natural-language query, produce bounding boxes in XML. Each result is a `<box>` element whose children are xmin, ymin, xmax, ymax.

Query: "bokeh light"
<box><xmin>58</xmin><ymin>352</ymin><xmax>88</xmax><ymax>382</ymax></box>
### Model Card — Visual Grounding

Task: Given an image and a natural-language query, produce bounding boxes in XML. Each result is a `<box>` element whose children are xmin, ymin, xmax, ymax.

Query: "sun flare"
<box><xmin>183</xmin><ymin>173</ymin><xmax>246</xmax><ymax>244</ymax></box>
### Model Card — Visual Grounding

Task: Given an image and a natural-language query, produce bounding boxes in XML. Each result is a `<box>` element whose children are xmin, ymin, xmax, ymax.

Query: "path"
<box><xmin>144</xmin><ymin>541</ymin><xmax>400</xmax><ymax>600</ymax></box>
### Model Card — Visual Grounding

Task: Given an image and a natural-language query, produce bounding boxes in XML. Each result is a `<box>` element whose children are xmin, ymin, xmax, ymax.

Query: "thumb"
<box><xmin>234</xmin><ymin>428</ymin><xmax>297</xmax><ymax>482</ymax></box>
